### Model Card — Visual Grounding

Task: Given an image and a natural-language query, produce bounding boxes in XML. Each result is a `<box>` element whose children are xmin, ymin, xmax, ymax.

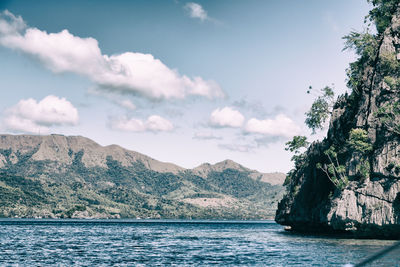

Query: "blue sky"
<box><xmin>0</xmin><ymin>0</ymin><xmax>371</xmax><ymax>172</ymax></box>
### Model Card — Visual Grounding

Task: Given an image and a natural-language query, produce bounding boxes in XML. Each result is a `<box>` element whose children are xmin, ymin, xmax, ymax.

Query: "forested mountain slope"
<box><xmin>0</xmin><ymin>134</ymin><xmax>284</xmax><ymax>219</ymax></box>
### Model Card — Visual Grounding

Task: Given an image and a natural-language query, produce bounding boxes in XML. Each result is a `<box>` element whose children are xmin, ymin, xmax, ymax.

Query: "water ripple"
<box><xmin>0</xmin><ymin>219</ymin><xmax>399</xmax><ymax>266</ymax></box>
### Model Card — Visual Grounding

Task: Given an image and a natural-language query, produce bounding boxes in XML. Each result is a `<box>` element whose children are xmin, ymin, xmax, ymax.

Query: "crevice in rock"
<box><xmin>352</xmin><ymin>189</ymin><xmax>393</xmax><ymax>203</ymax></box>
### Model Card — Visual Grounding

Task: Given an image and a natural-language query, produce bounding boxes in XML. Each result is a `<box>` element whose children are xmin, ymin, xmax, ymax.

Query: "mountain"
<box><xmin>276</xmin><ymin>2</ymin><xmax>400</xmax><ymax>238</ymax></box>
<box><xmin>0</xmin><ymin>134</ymin><xmax>284</xmax><ymax>219</ymax></box>
<box><xmin>0</xmin><ymin>134</ymin><xmax>184</xmax><ymax>173</ymax></box>
<box><xmin>193</xmin><ymin>159</ymin><xmax>285</xmax><ymax>185</ymax></box>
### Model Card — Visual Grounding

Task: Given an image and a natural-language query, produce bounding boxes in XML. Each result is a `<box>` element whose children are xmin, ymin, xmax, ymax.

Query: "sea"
<box><xmin>0</xmin><ymin>219</ymin><xmax>399</xmax><ymax>266</ymax></box>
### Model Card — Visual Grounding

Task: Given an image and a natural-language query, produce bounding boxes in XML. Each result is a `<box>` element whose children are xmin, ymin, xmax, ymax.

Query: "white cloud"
<box><xmin>111</xmin><ymin>117</ymin><xmax>145</xmax><ymax>132</ymax></box>
<box><xmin>0</xmin><ymin>10</ymin><xmax>224</xmax><ymax>100</ymax></box>
<box><xmin>110</xmin><ymin>115</ymin><xmax>173</xmax><ymax>133</ymax></box>
<box><xmin>118</xmin><ymin>99</ymin><xmax>136</xmax><ymax>111</ymax></box>
<box><xmin>0</xmin><ymin>10</ymin><xmax>25</xmax><ymax>35</ymax></box>
<box><xmin>146</xmin><ymin>115</ymin><xmax>174</xmax><ymax>132</ymax></box>
<box><xmin>4</xmin><ymin>95</ymin><xmax>79</xmax><ymax>134</ymax></box>
<box><xmin>184</xmin><ymin>2</ymin><xmax>208</xmax><ymax>21</ymax></box>
<box><xmin>210</xmin><ymin>107</ymin><xmax>245</xmax><ymax>128</ymax></box>
<box><xmin>245</xmin><ymin>114</ymin><xmax>301</xmax><ymax>138</ymax></box>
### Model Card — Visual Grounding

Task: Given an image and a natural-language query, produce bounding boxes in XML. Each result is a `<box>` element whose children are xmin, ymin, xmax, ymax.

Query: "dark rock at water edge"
<box><xmin>276</xmin><ymin>3</ymin><xmax>400</xmax><ymax>239</ymax></box>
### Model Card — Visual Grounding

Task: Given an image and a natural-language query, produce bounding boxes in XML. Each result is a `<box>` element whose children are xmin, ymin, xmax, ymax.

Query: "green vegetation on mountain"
<box><xmin>0</xmin><ymin>134</ymin><xmax>284</xmax><ymax>219</ymax></box>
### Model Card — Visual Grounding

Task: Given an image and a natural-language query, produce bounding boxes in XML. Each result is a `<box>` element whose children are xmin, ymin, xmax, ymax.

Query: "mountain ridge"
<box><xmin>0</xmin><ymin>134</ymin><xmax>284</xmax><ymax>184</ymax></box>
<box><xmin>0</xmin><ymin>133</ymin><xmax>285</xmax><ymax>219</ymax></box>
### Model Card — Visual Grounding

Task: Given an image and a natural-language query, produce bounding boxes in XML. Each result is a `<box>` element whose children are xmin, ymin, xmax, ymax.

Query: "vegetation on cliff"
<box><xmin>276</xmin><ymin>0</ymin><xmax>400</xmax><ymax>238</ymax></box>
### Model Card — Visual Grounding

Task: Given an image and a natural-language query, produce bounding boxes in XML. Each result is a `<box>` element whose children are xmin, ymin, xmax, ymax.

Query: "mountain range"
<box><xmin>0</xmin><ymin>134</ymin><xmax>285</xmax><ymax>219</ymax></box>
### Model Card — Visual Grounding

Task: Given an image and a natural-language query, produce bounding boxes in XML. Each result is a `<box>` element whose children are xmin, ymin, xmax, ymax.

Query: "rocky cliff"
<box><xmin>276</xmin><ymin>2</ymin><xmax>400</xmax><ymax>238</ymax></box>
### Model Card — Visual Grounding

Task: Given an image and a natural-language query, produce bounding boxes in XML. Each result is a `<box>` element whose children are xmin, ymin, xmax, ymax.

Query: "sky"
<box><xmin>0</xmin><ymin>0</ymin><xmax>372</xmax><ymax>173</ymax></box>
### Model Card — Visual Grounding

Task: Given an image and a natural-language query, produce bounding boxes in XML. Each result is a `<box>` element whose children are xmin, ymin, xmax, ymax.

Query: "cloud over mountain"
<box><xmin>0</xmin><ymin>10</ymin><xmax>224</xmax><ymax>101</ymax></box>
<box><xmin>245</xmin><ymin>114</ymin><xmax>300</xmax><ymax>138</ymax></box>
<box><xmin>210</xmin><ymin>107</ymin><xmax>245</xmax><ymax>128</ymax></box>
<box><xmin>110</xmin><ymin>115</ymin><xmax>173</xmax><ymax>133</ymax></box>
<box><xmin>3</xmin><ymin>95</ymin><xmax>79</xmax><ymax>134</ymax></box>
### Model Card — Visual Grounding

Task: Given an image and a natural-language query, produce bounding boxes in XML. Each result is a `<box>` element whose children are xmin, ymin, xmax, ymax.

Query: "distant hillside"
<box><xmin>0</xmin><ymin>134</ymin><xmax>284</xmax><ymax>219</ymax></box>
<box><xmin>193</xmin><ymin>160</ymin><xmax>285</xmax><ymax>185</ymax></box>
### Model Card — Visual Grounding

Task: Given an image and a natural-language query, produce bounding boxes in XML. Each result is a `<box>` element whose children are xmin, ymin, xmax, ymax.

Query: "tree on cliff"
<box><xmin>284</xmin><ymin>0</ymin><xmax>400</xmax><ymax>190</ymax></box>
<box><xmin>305</xmin><ymin>86</ymin><xmax>335</xmax><ymax>134</ymax></box>
<box><xmin>276</xmin><ymin>0</ymin><xmax>400</xmax><ymax>238</ymax></box>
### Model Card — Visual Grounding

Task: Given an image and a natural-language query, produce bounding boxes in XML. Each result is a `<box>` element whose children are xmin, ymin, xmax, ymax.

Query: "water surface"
<box><xmin>0</xmin><ymin>219</ymin><xmax>399</xmax><ymax>266</ymax></box>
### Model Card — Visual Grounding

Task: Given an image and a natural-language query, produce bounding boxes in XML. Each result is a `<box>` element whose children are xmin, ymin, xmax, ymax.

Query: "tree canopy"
<box><xmin>305</xmin><ymin>86</ymin><xmax>335</xmax><ymax>134</ymax></box>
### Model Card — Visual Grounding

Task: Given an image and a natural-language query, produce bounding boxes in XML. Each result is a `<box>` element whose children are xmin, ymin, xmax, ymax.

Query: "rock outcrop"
<box><xmin>275</xmin><ymin>3</ymin><xmax>400</xmax><ymax>238</ymax></box>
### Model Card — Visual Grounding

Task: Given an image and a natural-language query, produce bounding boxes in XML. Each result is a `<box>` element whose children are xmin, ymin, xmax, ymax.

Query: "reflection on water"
<box><xmin>0</xmin><ymin>219</ymin><xmax>399</xmax><ymax>266</ymax></box>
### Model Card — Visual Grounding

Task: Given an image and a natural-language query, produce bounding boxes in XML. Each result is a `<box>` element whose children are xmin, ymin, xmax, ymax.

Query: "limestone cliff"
<box><xmin>275</xmin><ymin>2</ymin><xmax>400</xmax><ymax>238</ymax></box>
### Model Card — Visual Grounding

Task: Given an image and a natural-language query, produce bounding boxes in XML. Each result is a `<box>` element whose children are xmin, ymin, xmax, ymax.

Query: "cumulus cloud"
<box><xmin>3</xmin><ymin>95</ymin><xmax>79</xmax><ymax>134</ymax></box>
<box><xmin>0</xmin><ymin>10</ymin><xmax>25</xmax><ymax>34</ymax></box>
<box><xmin>111</xmin><ymin>117</ymin><xmax>145</xmax><ymax>132</ymax></box>
<box><xmin>184</xmin><ymin>2</ymin><xmax>208</xmax><ymax>21</ymax></box>
<box><xmin>0</xmin><ymin>10</ymin><xmax>224</xmax><ymax>100</ymax></box>
<box><xmin>193</xmin><ymin>132</ymin><xmax>222</xmax><ymax>140</ymax></box>
<box><xmin>110</xmin><ymin>115</ymin><xmax>173</xmax><ymax>133</ymax></box>
<box><xmin>245</xmin><ymin>114</ymin><xmax>301</xmax><ymax>138</ymax></box>
<box><xmin>210</xmin><ymin>107</ymin><xmax>245</xmax><ymax>128</ymax></box>
<box><xmin>118</xmin><ymin>99</ymin><xmax>136</xmax><ymax>111</ymax></box>
<box><xmin>146</xmin><ymin>115</ymin><xmax>174</xmax><ymax>132</ymax></box>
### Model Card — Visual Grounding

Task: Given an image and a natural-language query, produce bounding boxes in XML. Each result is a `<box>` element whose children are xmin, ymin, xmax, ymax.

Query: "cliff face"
<box><xmin>275</xmin><ymin>6</ymin><xmax>400</xmax><ymax>238</ymax></box>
